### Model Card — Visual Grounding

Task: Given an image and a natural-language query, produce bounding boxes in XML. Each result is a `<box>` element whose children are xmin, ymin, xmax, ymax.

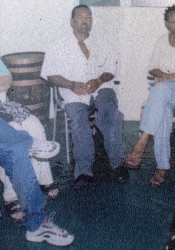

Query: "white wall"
<box><xmin>117</xmin><ymin>7</ymin><xmax>166</xmax><ymax>120</ymax></box>
<box><xmin>0</xmin><ymin>1</ymin><xmax>168</xmax><ymax>120</ymax></box>
<box><xmin>90</xmin><ymin>6</ymin><xmax>167</xmax><ymax>120</ymax></box>
<box><xmin>0</xmin><ymin>0</ymin><xmax>79</xmax><ymax>54</ymax></box>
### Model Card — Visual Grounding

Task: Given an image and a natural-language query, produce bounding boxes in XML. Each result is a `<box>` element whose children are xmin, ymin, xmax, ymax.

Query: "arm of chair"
<box><xmin>51</xmin><ymin>84</ymin><xmax>64</xmax><ymax>108</ymax></box>
<box><xmin>46</xmin><ymin>78</ymin><xmax>64</xmax><ymax>108</ymax></box>
<box><xmin>54</xmin><ymin>86</ymin><xmax>64</xmax><ymax>107</ymax></box>
<box><xmin>147</xmin><ymin>76</ymin><xmax>155</xmax><ymax>81</ymax></box>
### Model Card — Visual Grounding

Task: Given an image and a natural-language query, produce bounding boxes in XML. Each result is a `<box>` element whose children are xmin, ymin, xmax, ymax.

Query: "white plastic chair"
<box><xmin>52</xmin><ymin>85</ymin><xmax>71</xmax><ymax>163</ymax></box>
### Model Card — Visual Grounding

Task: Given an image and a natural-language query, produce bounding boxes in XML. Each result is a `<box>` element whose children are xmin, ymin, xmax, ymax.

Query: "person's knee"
<box><xmin>152</xmin><ymin>82</ymin><xmax>171</xmax><ymax>97</ymax></box>
<box><xmin>65</xmin><ymin>103</ymin><xmax>89</xmax><ymax>121</ymax></box>
<box><xmin>9</xmin><ymin>121</ymin><xmax>22</xmax><ymax>130</ymax></box>
<box><xmin>96</xmin><ymin>88</ymin><xmax>118</xmax><ymax>106</ymax></box>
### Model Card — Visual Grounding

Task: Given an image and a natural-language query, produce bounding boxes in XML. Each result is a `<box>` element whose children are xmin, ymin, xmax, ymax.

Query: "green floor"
<box><xmin>0</xmin><ymin>120</ymin><xmax>175</xmax><ymax>250</ymax></box>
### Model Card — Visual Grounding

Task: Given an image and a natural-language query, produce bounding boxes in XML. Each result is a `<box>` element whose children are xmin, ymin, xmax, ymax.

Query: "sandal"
<box><xmin>5</xmin><ymin>200</ymin><xmax>25</xmax><ymax>221</ymax></box>
<box><xmin>40</xmin><ymin>182</ymin><xmax>59</xmax><ymax>199</ymax></box>
<box><xmin>148</xmin><ymin>169</ymin><xmax>168</xmax><ymax>187</ymax></box>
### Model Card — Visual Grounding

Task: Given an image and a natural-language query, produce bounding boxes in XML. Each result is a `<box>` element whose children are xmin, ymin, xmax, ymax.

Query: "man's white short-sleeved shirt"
<box><xmin>148</xmin><ymin>33</ymin><xmax>175</xmax><ymax>74</ymax></box>
<box><xmin>41</xmin><ymin>33</ymin><xmax>116</xmax><ymax>105</ymax></box>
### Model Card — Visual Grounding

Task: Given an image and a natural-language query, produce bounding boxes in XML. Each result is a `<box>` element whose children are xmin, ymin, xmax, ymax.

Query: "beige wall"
<box><xmin>0</xmin><ymin>1</ymin><xmax>168</xmax><ymax>120</ymax></box>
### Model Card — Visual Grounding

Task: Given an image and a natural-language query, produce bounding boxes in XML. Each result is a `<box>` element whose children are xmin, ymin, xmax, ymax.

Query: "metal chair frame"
<box><xmin>53</xmin><ymin>85</ymin><xmax>96</xmax><ymax>164</ymax></box>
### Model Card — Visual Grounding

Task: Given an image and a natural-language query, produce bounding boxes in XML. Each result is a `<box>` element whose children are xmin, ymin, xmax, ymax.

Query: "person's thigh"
<box><xmin>0</xmin><ymin>118</ymin><xmax>31</xmax><ymax>146</ymax></box>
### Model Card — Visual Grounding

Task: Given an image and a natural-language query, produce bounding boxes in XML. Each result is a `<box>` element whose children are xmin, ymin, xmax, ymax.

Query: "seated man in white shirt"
<box><xmin>42</xmin><ymin>4</ymin><xmax>129</xmax><ymax>190</ymax></box>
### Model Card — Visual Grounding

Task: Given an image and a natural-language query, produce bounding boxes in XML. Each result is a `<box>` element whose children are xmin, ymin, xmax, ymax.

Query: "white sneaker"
<box><xmin>29</xmin><ymin>140</ymin><xmax>60</xmax><ymax>159</ymax></box>
<box><xmin>26</xmin><ymin>213</ymin><xmax>74</xmax><ymax>246</ymax></box>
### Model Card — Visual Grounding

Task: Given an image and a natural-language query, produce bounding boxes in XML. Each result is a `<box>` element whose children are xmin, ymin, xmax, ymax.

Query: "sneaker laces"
<box><xmin>43</xmin><ymin>212</ymin><xmax>70</xmax><ymax>236</ymax></box>
<box><xmin>44</xmin><ymin>211</ymin><xmax>56</xmax><ymax>228</ymax></box>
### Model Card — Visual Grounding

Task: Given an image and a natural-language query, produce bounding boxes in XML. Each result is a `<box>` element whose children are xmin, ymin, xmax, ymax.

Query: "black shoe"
<box><xmin>110</xmin><ymin>163</ymin><xmax>129</xmax><ymax>183</ymax></box>
<box><xmin>165</xmin><ymin>236</ymin><xmax>175</xmax><ymax>250</ymax></box>
<box><xmin>74</xmin><ymin>174</ymin><xmax>95</xmax><ymax>190</ymax></box>
<box><xmin>170</xmin><ymin>214</ymin><xmax>175</xmax><ymax>232</ymax></box>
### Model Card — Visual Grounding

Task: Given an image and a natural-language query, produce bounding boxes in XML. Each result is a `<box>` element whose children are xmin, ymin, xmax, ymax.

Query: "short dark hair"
<box><xmin>71</xmin><ymin>4</ymin><xmax>92</xmax><ymax>18</ymax></box>
<box><xmin>164</xmin><ymin>5</ymin><xmax>175</xmax><ymax>21</ymax></box>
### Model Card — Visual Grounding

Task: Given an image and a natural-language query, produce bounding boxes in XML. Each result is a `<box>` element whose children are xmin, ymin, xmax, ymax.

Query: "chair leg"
<box><xmin>53</xmin><ymin>106</ymin><xmax>57</xmax><ymax>141</ymax></box>
<box><xmin>64</xmin><ymin>112</ymin><xmax>70</xmax><ymax>164</ymax></box>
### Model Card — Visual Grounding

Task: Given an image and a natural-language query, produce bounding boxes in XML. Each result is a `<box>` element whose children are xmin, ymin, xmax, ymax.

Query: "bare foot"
<box><xmin>125</xmin><ymin>132</ymin><xmax>149</xmax><ymax>168</ymax></box>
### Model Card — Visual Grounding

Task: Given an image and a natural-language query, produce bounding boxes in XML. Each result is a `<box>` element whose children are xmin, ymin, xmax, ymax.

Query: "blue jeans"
<box><xmin>65</xmin><ymin>88</ymin><xmax>125</xmax><ymax>179</ymax></box>
<box><xmin>0</xmin><ymin>118</ymin><xmax>46</xmax><ymax>231</ymax></box>
<box><xmin>140</xmin><ymin>81</ymin><xmax>175</xmax><ymax>170</ymax></box>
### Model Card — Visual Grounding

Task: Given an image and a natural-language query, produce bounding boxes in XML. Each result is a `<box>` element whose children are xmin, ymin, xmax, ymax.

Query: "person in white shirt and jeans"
<box><xmin>42</xmin><ymin>4</ymin><xmax>129</xmax><ymax>190</ymax></box>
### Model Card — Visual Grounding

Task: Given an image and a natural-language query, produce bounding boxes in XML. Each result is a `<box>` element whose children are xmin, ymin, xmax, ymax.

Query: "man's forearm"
<box><xmin>48</xmin><ymin>75</ymin><xmax>75</xmax><ymax>90</ymax></box>
<box><xmin>149</xmin><ymin>69</ymin><xmax>168</xmax><ymax>78</ymax></box>
<box><xmin>149</xmin><ymin>69</ymin><xmax>175</xmax><ymax>80</ymax></box>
